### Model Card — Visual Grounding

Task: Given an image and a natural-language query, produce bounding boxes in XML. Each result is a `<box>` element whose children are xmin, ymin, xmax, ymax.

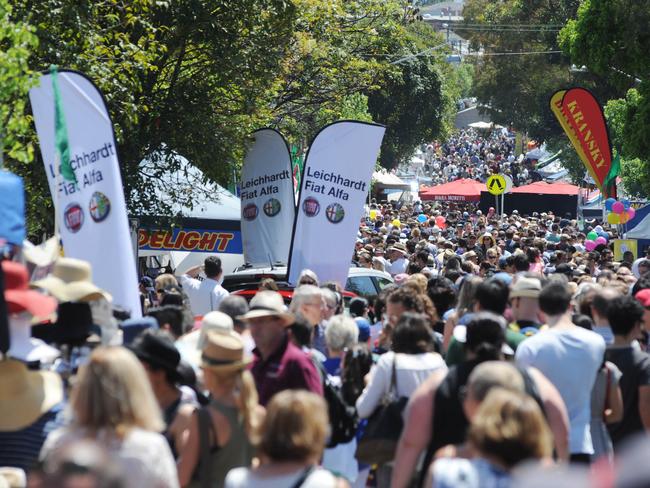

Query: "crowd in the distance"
<box><xmin>419</xmin><ymin>129</ymin><xmax>536</xmax><ymax>186</ymax></box>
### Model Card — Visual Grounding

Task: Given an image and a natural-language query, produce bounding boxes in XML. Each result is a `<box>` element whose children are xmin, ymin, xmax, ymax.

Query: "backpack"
<box><xmin>315</xmin><ymin>360</ymin><xmax>359</xmax><ymax>447</ymax></box>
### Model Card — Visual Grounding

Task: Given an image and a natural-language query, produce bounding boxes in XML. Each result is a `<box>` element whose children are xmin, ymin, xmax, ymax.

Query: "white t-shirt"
<box><xmin>515</xmin><ymin>326</ymin><xmax>605</xmax><ymax>454</ymax></box>
<box><xmin>179</xmin><ymin>275</ymin><xmax>229</xmax><ymax>317</ymax></box>
<box><xmin>41</xmin><ymin>427</ymin><xmax>178</xmax><ymax>488</ymax></box>
<box><xmin>225</xmin><ymin>466</ymin><xmax>338</xmax><ymax>488</ymax></box>
<box><xmin>387</xmin><ymin>257</ymin><xmax>408</xmax><ymax>276</ymax></box>
<box><xmin>356</xmin><ymin>351</ymin><xmax>447</xmax><ymax>419</ymax></box>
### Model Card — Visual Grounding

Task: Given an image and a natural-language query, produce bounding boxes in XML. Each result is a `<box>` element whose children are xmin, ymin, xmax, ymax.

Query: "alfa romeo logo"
<box><xmin>325</xmin><ymin>203</ymin><xmax>345</xmax><ymax>224</ymax></box>
<box><xmin>263</xmin><ymin>198</ymin><xmax>281</xmax><ymax>217</ymax></box>
<box><xmin>88</xmin><ymin>191</ymin><xmax>111</xmax><ymax>223</ymax></box>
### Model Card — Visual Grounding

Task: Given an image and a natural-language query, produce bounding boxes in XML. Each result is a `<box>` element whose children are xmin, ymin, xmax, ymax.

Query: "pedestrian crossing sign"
<box><xmin>486</xmin><ymin>174</ymin><xmax>506</xmax><ymax>196</ymax></box>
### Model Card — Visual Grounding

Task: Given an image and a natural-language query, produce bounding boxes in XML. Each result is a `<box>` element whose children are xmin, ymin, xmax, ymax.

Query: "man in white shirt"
<box><xmin>515</xmin><ymin>281</ymin><xmax>605</xmax><ymax>464</ymax></box>
<box><xmin>386</xmin><ymin>243</ymin><xmax>409</xmax><ymax>276</ymax></box>
<box><xmin>179</xmin><ymin>256</ymin><xmax>229</xmax><ymax>318</ymax></box>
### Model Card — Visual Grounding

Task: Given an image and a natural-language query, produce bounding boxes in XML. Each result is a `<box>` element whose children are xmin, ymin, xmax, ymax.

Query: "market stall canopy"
<box><xmin>626</xmin><ymin>204</ymin><xmax>650</xmax><ymax>239</ymax></box>
<box><xmin>419</xmin><ymin>178</ymin><xmax>485</xmax><ymax>202</ymax></box>
<box><xmin>511</xmin><ymin>181</ymin><xmax>580</xmax><ymax>196</ymax></box>
<box><xmin>372</xmin><ymin>170</ymin><xmax>411</xmax><ymax>191</ymax></box>
<box><xmin>139</xmin><ymin>154</ymin><xmax>241</xmax><ymax>220</ymax></box>
<box><xmin>468</xmin><ymin>121</ymin><xmax>504</xmax><ymax>130</ymax></box>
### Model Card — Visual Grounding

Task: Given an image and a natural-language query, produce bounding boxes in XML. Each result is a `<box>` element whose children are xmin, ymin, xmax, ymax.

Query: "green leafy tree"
<box><xmin>559</xmin><ymin>0</ymin><xmax>650</xmax><ymax>195</ymax></box>
<box><xmin>367</xmin><ymin>21</ymin><xmax>456</xmax><ymax>167</ymax></box>
<box><xmin>8</xmin><ymin>0</ymin><xmax>296</xmax><ymax>221</ymax></box>
<box><xmin>5</xmin><ymin>0</ymin><xmax>455</xmax><ymax>235</ymax></box>
<box><xmin>0</xmin><ymin>0</ymin><xmax>44</xmax><ymax>236</ymax></box>
<box><xmin>462</xmin><ymin>0</ymin><xmax>617</xmax><ymax>143</ymax></box>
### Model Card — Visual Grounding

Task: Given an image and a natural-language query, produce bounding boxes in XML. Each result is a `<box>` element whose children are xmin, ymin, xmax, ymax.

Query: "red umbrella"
<box><xmin>511</xmin><ymin>181</ymin><xmax>579</xmax><ymax>195</ymax></box>
<box><xmin>419</xmin><ymin>178</ymin><xmax>485</xmax><ymax>202</ymax></box>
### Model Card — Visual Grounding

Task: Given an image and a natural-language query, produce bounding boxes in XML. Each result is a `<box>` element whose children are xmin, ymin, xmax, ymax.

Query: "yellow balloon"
<box><xmin>369</xmin><ymin>209</ymin><xmax>377</xmax><ymax>220</ymax></box>
<box><xmin>392</xmin><ymin>219</ymin><xmax>401</xmax><ymax>227</ymax></box>
<box><xmin>607</xmin><ymin>213</ymin><xmax>620</xmax><ymax>225</ymax></box>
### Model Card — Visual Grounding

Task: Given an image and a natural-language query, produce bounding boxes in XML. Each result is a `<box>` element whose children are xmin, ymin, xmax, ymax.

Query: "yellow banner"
<box><xmin>613</xmin><ymin>239</ymin><xmax>638</xmax><ymax>261</ymax></box>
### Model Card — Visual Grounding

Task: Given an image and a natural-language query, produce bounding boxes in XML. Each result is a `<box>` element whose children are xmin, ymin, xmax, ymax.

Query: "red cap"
<box><xmin>634</xmin><ymin>289</ymin><xmax>650</xmax><ymax>308</ymax></box>
<box><xmin>3</xmin><ymin>261</ymin><xmax>58</xmax><ymax>318</ymax></box>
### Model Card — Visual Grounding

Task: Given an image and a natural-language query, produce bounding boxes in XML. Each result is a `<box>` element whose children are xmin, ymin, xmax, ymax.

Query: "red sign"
<box><xmin>558</xmin><ymin>88</ymin><xmax>612</xmax><ymax>189</ymax></box>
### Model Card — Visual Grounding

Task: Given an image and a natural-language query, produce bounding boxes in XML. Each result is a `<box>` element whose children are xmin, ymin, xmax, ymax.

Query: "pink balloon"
<box><xmin>627</xmin><ymin>207</ymin><xmax>636</xmax><ymax>220</ymax></box>
<box><xmin>612</xmin><ymin>201</ymin><xmax>625</xmax><ymax>214</ymax></box>
<box><xmin>595</xmin><ymin>236</ymin><xmax>607</xmax><ymax>246</ymax></box>
<box><xmin>585</xmin><ymin>240</ymin><xmax>597</xmax><ymax>251</ymax></box>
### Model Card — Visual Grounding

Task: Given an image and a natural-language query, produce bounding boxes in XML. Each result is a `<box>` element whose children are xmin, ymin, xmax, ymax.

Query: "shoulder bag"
<box><xmin>355</xmin><ymin>354</ymin><xmax>408</xmax><ymax>465</ymax></box>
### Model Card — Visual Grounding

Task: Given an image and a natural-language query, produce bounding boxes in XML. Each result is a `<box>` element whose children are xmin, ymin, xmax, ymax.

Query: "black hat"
<box><xmin>129</xmin><ymin>331</ymin><xmax>181</xmax><ymax>382</ymax></box>
<box><xmin>554</xmin><ymin>263</ymin><xmax>573</xmax><ymax>276</ymax></box>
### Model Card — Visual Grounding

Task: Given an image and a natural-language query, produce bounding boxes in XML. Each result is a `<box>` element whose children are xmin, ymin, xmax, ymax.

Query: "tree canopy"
<box><xmin>559</xmin><ymin>0</ymin><xmax>650</xmax><ymax>197</ymax></box>
<box><xmin>2</xmin><ymin>0</ymin><xmax>455</xmax><ymax>234</ymax></box>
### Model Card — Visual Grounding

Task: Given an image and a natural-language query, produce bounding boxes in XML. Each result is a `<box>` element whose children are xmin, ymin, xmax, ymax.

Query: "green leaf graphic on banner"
<box><xmin>291</xmin><ymin>145</ymin><xmax>303</xmax><ymax>192</ymax></box>
<box><xmin>50</xmin><ymin>65</ymin><xmax>77</xmax><ymax>185</ymax></box>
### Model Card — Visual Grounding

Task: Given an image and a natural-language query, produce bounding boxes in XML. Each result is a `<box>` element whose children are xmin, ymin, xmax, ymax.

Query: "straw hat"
<box><xmin>0</xmin><ymin>468</ymin><xmax>26</xmax><ymax>488</ymax></box>
<box><xmin>388</xmin><ymin>242</ymin><xmax>408</xmax><ymax>255</ymax></box>
<box><xmin>31</xmin><ymin>257</ymin><xmax>112</xmax><ymax>302</ymax></box>
<box><xmin>237</xmin><ymin>291</ymin><xmax>294</xmax><ymax>326</ymax></box>
<box><xmin>175</xmin><ymin>311</ymin><xmax>234</xmax><ymax>367</ymax></box>
<box><xmin>3</xmin><ymin>261</ymin><xmax>57</xmax><ymax>320</ymax></box>
<box><xmin>201</xmin><ymin>331</ymin><xmax>252</xmax><ymax>373</ymax></box>
<box><xmin>0</xmin><ymin>359</ymin><xmax>63</xmax><ymax>431</ymax></box>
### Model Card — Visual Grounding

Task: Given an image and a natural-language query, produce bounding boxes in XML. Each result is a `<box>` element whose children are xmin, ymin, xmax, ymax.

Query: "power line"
<box><xmin>464</xmin><ymin>50</ymin><xmax>563</xmax><ymax>56</ymax></box>
<box><xmin>390</xmin><ymin>43</ymin><xmax>448</xmax><ymax>65</ymax></box>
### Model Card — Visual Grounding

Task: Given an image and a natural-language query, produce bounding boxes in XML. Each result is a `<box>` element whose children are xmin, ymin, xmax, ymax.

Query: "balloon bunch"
<box><xmin>605</xmin><ymin>198</ymin><xmax>635</xmax><ymax>225</ymax></box>
<box><xmin>584</xmin><ymin>228</ymin><xmax>608</xmax><ymax>252</ymax></box>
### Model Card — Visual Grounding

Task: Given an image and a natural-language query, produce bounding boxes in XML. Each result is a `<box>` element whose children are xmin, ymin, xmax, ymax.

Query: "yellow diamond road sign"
<box><xmin>486</xmin><ymin>174</ymin><xmax>506</xmax><ymax>196</ymax></box>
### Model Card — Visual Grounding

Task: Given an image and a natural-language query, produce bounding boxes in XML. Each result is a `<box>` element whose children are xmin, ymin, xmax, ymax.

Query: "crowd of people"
<box><xmin>419</xmin><ymin>129</ymin><xmax>537</xmax><ymax>187</ymax></box>
<box><xmin>2</xmin><ymin>188</ymin><xmax>650</xmax><ymax>488</ymax></box>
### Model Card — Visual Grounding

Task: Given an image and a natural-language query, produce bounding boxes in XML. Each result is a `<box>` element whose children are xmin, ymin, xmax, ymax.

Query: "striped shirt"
<box><xmin>0</xmin><ymin>402</ymin><xmax>67</xmax><ymax>471</ymax></box>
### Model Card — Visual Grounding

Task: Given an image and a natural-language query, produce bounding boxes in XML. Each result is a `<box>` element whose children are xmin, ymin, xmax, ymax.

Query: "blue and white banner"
<box><xmin>287</xmin><ymin>121</ymin><xmax>385</xmax><ymax>286</ymax></box>
<box><xmin>29</xmin><ymin>70</ymin><xmax>141</xmax><ymax>317</ymax></box>
<box><xmin>240</xmin><ymin>129</ymin><xmax>294</xmax><ymax>265</ymax></box>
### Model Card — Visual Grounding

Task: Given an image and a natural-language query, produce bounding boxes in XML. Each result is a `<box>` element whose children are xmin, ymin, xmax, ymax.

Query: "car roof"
<box><xmin>222</xmin><ymin>265</ymin><xmax>393</xmax><ymax>293</ymax></box>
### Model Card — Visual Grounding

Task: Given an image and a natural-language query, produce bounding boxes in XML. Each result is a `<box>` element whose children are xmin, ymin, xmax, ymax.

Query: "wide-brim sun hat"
<box><xmin>201</xmin><ymin>330</ymin><xmax>252</xmax><ymax>373</ymax></box>
<box><xmin>0</xmin><ymin>359</ymin><xmax>64</xmax><ymax>431</ymax></box>
<box><xmin>237</xmin><ymin>291</ymin><xmax>294</xmax><ymax>326</ymax></box>
<box><xmin>31</xmin><ymin>257</ymin><xmax>112</xmax><ymax>302</ymax></box>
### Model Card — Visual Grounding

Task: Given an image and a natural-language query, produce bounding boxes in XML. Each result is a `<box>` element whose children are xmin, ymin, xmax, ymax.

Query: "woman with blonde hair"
<box><xmin>225</xmin><ymin>390</ymin><xmax>346</xmax><ymax>487</ymax></box>
<box><xmin>178</xmin><ymin>331</ymin><xmax>262</xmax><ymax>488</ymax></box>
<box><xmin>40</xmin><ymin>346</ymin><xmax>178</xmax><ymax>488</ymax></box>
<box><xmin>427</xmin><ymin>388</ymin><xmax>553</xmax><ymax>487</ymax></box>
